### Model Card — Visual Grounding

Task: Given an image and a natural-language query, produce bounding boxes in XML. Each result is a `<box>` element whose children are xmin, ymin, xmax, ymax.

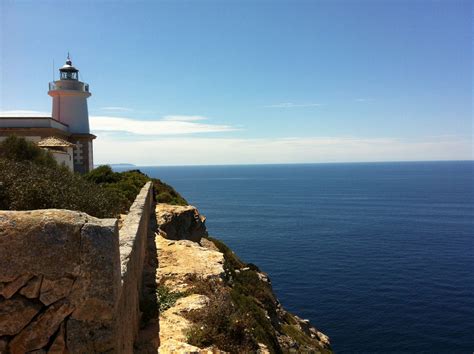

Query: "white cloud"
<box><xmin>0</xmin><ymin>110</ymin><xmax>236</xmax><ymax>135</ymax></box>
<box><xmin>162</xmin><ymin>115</ymin><xmax>208</xmax><ymax>122</ymax></box>
<box><xmin>94</xmin><ymin>135</ymin><xmax>473</xmax><ymax>166</ymax></box>
<box><xmin>0</xmin><ymin>110</ymin><xmax>50</xmax><ymax>117</ymax></box>
<box><xmin>100</xmin><ymin>107</ymin><xmax>133</xmax><ymax>112</ymax></box>
<box><xmin>266</xmin><ymin>103</ymin><xmax>323</xmax><ymax>108</ymax></box>
<box><xmin>354</xmin><ymin>98</ymin><xmax>374</xmax><ymax>102</ymax></box>
<box><xmin>90</xmin><ymin>115</ymin><xmax>236</xmax><ymax>135</ymax></box>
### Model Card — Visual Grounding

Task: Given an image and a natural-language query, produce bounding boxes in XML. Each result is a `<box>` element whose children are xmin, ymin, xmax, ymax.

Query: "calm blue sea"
<box><xmin>119</xmin><ymin>161</ymin><xmax>474</xmax><ymax>352</ymax></box>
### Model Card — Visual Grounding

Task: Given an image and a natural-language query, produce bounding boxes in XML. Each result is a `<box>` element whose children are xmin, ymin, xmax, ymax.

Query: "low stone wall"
<box><xmin>116</xmin><ymin>181</ymin><xmax>154</xmax><ymax>353</ymax></box>
<box><xmin>0</xmin><ymin>181</ymin><xmax>154</xmax><ymax>353</ymax></box>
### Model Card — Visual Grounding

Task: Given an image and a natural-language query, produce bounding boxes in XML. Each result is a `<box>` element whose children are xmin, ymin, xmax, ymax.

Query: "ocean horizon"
<box><xmin>108</xmin><ymin>159</ymin><xmax>474</xmax><ymax>168</ymax></box>
<box><xmin>116</xmin><ymin>160</ymin><xmax>474</xmax><ymax>352</ymax></box>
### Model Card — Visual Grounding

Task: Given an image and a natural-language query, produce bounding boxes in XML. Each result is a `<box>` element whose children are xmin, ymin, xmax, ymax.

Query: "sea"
<box><xmin>117</xmin><ymin>161</ymin><xmax>474</xmax><ymax>352</ymax></box>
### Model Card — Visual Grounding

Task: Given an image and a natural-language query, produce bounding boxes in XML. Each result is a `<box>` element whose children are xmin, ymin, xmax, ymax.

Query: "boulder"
<box><xmin>156</xmin><ymin>204</ymin><xmax>207</xmax><ymax>243</ymax></box>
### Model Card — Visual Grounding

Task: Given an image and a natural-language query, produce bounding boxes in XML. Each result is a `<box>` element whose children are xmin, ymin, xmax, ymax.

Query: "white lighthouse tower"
<box><xmin>48</xmin><ymin>55</ymin><xmax>95</xmax><ymax>173</ymax></box>
<box><xmin>48</xmin><ymin>54</ymin><xmax>91</xmax><ymax>133</ymax></box>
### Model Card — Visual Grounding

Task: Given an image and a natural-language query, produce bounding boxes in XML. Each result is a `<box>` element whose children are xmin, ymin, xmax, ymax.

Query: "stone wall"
<box><xmin>116</xmin><ymin>181</ymin><xmax>154</xmax><ymax>353</ymax></box>
<box><xmin>0</xmin><ymin>181</ymin><xmax>154</xmax><ymax>353</ymax></box>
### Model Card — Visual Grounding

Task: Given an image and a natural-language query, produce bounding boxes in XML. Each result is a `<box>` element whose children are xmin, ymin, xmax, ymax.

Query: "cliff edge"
<box><xmin>138</xmin><ymin>203</ymin><xmax>331</xmax><ymax>353</ymax></box>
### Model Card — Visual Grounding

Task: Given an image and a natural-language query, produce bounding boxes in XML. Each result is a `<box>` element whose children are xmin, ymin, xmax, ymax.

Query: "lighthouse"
<box><xmin>47</xmin><ymin>55</ymin><xmax>95</xmax><ymax>173</ymax></box>
<box><xmin>48</xmin><ymin>54</ymin><xmax>91</xmax><ymax>133</ymax></box>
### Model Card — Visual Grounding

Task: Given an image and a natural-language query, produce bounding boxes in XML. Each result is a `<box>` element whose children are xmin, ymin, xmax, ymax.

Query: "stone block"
<box><xmin>19</xmin><ymin>276</ymin><xmax>43</xmax><ymax>299</ymax></box>
<box><xmin>39</xmin><ymin>277</ymin><xmax>74</xmax><ymax>306</ymax></box>
<box><xmin>0</xmin><ymin>274</ymin><xmax>33</xmax><ymax>299</ymax></box>
<box><xmin>0</xmin><ymin>297</ymin><xmax>42</xmax><ymax>336</ymax></box>
<box><xmin>9</xmin><ymin>299</ymin><xmax>74</xmax><ymax>354</ymax></box>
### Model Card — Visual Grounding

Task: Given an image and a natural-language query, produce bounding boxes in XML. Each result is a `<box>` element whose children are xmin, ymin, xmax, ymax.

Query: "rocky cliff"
<box><xmin>138</xmin><ymin>203</ymin><xmax>332</xmax><ymax>353</ymax></box>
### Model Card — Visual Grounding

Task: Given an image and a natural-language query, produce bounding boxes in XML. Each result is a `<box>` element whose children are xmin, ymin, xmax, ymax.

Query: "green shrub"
<box><xmin>0</xmin><ymin>136</ymin><xmax>189</xmax><ymax>217</ymax></box>
<box><xmin>85</xmin><ymin>167</ymin><xmax>188</xmax><ymax>206</ymax></box>
<box><xmin>0</xmin><ymin>135</ymin><xmax>57</xmax><ymax>168</ymax></box>
<box><xmin>156</xmin><ymin>285</ymin><xmax>185</xmax><ymax>312</ymax></box>
<box><xmin>84</xmin><ymin>165</ymin><xmax>121</xmax><ymax>184</ymax></box>
<box><xmin>84</xmin><ymin>166</ymin><xmax>150</xmax><ymax>212</ymax></box>
<box><xmin>0</xmin><ymin>159</ymin><xmax>123</xmax><ymax>218</ymax></box>
<box><xmin>185</xmin><ymin>285</ymin><xmax>258</xmax><ymax>353</ymax></box>
<box><xmin>156</xmin><ymin>192</ymin><xmax>173</xmax><ymax>203</ymax></box>
<box><xmin>152</xmin><ymin>178</ymin><xmax>188</xmax><ymax>205</ymax></box>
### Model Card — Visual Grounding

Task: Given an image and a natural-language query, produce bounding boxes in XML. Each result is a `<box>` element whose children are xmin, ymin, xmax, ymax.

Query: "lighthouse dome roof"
<box><xmin>59</xmin><ymin>55</ymin><xmax>78</xmax><ymax>72</ymax></box>
<box><xmin>60</xmin><ymin>62</ymin><xmax>78</xmax><ymax>72</ymax></box>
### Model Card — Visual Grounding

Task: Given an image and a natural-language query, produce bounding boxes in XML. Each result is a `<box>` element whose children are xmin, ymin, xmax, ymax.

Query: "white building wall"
<box><xmin>50</xmin><ymin>150</ymin><xmax>74</xmax><ymax>171</ymax></box>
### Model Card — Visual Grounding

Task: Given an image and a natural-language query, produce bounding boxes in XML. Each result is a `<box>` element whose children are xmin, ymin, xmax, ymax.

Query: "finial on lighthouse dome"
<box><xmin>66</xmin><ymin>52</ymin><xmax>72</xmax><ymax>66</ymax></box>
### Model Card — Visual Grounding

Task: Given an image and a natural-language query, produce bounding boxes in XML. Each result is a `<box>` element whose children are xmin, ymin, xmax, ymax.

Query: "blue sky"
<box><xmin>1</xmin><ymin>0</ymin><xmax>472</xmax><ymax>165</ymax></box>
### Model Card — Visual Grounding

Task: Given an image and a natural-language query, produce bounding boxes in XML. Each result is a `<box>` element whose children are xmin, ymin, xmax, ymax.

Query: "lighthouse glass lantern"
<box><xmin>60</xmin><ymin>58</ymin><xmax>79</xmax><ymax>80</ymax></box>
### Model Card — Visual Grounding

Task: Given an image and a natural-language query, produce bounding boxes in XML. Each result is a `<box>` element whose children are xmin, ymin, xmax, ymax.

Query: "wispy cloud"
<box><xmin>90</xmin><ymin>115</ymin><xmax>237</xmax><ymax>135</ymax></box>
<box><xmin>100</xmin><ymin>106</ymin><xmax>133</xmax><ymax>112</ymax></box>
<box><xmin>354</xmin><ymin>98</ymin><xmax>374</xmax><ymax>103</ymax></box>
<box><xmin>94</xmin><ymin>135</ymin><xmax>472</xmax><ymax>165</ymax></box>
<box><xmin>0</xmin><ymin>110</ymin><xmax>236</xmax><ymax>136</ymax></box>
<box><xmin>266</xmin><ymin>102</ymin><xmax>323</xmax><ymax>108</ymax></box>
<box><xmin>162</xmin><ymin>115</ymin><xmax>208</xmax><ymax>122</ymax></box>
<box><xmin>0</xmin><ymin>110</ymin><xmax>50</xmax><ymax>117</ymax></box>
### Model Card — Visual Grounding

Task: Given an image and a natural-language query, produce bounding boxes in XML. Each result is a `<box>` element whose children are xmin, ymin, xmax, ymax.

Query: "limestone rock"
<box><xmin>0</xmin><ymin>297</ymin><xmax>42</xmax><ymax>336</ymax></box>
<box><xmin>158</xmin><ymin>339</ymin><xmax>209</xmax><ymax>354</ymax></box>
<box><xmin>154</xmin><ymin>231</ymin><xmax>226</xmax><ymax>353</ymax></box>
<box><xmin>9</xmin><ymin>299</ymin><xmax>74</xmax><ymax>354</ymax></box>
<box><xmin>39</xmin><ymin>277</ymin><xmax>74</xmax><ymax>306</ymax></box>
<box><xmin>156</xmin><ymin>235</ymin><xmax>224</xmax><ymax>290</ymax></box>
<box><xmin>0</xmin><ymin>274</ymin><xmax>33</xmax><ymax>299</ymax></box>
<box><xmin>159</xmin><ymin>294</ymin><xmax>210</xmax><ymax>354</ymax></box>
<box><xmin>156</xmin><ymin>204</ymin><xmax>207</xmax><ymax>242</ymax></box>
<box><xmin>19</xmin><ymin>275</ymin><xmax>43</xmax><ymax>299</ymax></box>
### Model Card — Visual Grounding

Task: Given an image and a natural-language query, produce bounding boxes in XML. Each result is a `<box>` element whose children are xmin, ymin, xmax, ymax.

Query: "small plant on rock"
<box><xmin>156</xmin><ymin>285</ymin><xmax>185</xmax><ymax>312</ymax></box>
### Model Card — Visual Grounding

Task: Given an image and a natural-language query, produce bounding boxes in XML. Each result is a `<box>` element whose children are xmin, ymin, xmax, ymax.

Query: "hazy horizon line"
<box><xmin>101</xmin><ymin>159</ymin><xmax>474</xmax><ymax>168</ymax></box>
